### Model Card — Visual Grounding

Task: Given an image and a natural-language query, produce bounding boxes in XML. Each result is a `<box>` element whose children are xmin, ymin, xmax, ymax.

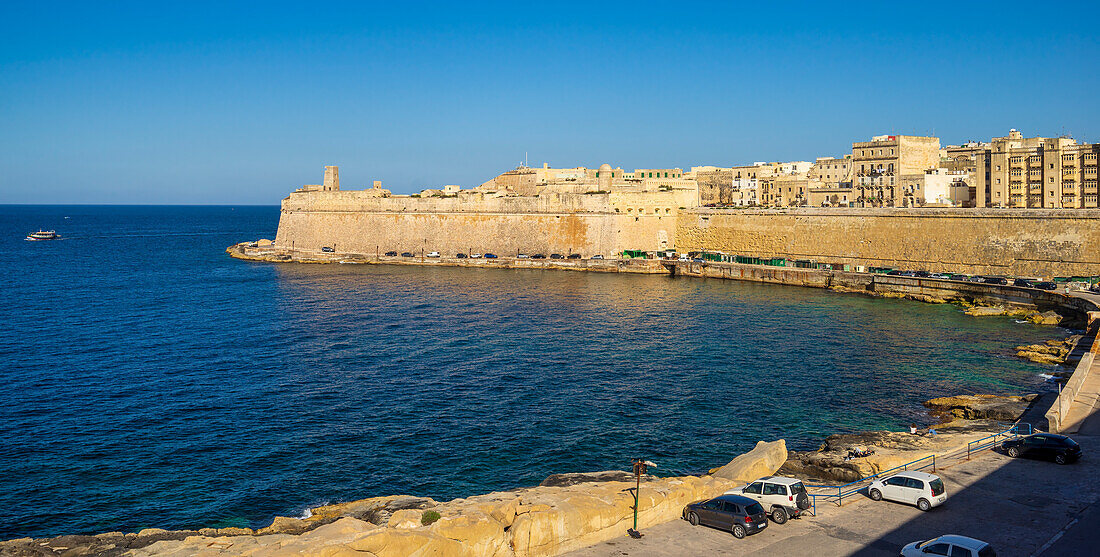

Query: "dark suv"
<box><xmin>1000</xmin><ymin>433</ymin><xmax>1081</xmax><ymax>464</ymax></box>
<box><xmin>983</xmin><ymin>276</ymin><xmax>1009</xmax><ymax>285</ymax></box>
<box><xmin>683</xmin><ymin>494</ymin><xmax>768</xmax><ymax>539</ymax></box>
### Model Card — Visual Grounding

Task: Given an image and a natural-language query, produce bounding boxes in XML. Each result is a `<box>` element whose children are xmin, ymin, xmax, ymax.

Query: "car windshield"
<box><xmin>929</xmin><ymin>479</ymin><xmax>945</xmax><ymax>496</ymax></box>
<box><xmin>790</xmin><ymin>482</ymin><xmax>807</xmax><ymax>495</ymax></box>
<box><xmin>1062</xmin><ymin>437</ymin><xmax>1079</xmax><ymax>447</ymax></box>
<box><xmin>745</xmin><ymin>502</ymin><xmax>764</xmax><ymax>515</ymax></box>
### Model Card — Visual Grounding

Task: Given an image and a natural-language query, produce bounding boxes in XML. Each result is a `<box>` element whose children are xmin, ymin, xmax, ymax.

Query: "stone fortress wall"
<box><xmin>275</xmin><ymin>189</ymin><xmax>690</xmax><ymax>257</ymax></box>
<box><xmin>676</xmin><ymin>207</ymin><xmax>1100</xmax><ymax>277</ymax></box>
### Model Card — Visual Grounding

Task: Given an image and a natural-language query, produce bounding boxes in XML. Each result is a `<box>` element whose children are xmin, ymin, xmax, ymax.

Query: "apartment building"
<box><xmin>852</xmin><ymin>135</ymin><xmax>941</xmax><ymax>206</ymax></box>
<box><xmin>971</xmin><ymin>129</ymin><xmax>1100</xmax><ymax>208</ymax></box>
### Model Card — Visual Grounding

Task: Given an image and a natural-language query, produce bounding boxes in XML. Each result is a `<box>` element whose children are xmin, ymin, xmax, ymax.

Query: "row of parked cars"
<box><xmin>884</xmin><ymin>270</ymin><xmax>1059</xmax><ymax>290</ymax></box>
<box><xmin>376</xmin><ymin>251</ymin><xmax>605</xmax><ymax>260</ymax></box>
<box><xmin>682</xmin><ymin>432</ymin><xmax>1082</xmax><ymax>554</ymax></box>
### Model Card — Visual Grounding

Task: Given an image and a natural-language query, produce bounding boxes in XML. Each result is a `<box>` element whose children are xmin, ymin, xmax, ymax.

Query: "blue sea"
<box><xmin>0</xmin><ymin>205</ymin><xmax>1062</xmax><ymax>539</ymax></box>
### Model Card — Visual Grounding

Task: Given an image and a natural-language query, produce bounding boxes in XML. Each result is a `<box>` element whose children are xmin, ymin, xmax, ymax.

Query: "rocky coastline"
<box><xmin>1</xmin><ymin>250</ymin><xmax>1076</xmax><ymax>556</ymax></box>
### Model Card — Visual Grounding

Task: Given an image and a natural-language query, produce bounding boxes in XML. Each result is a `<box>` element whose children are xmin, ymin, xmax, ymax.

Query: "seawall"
<box><xmin>676</xmin><ymin>207</ymin><xmax>1100</xmax><ymax>278</ymax></box>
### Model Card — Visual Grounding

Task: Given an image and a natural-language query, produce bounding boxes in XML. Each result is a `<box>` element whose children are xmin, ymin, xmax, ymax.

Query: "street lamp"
<box><xmin>627</xmin><ymin>458</ymin><xmax>656</xmax><ymax>538</ymax></box>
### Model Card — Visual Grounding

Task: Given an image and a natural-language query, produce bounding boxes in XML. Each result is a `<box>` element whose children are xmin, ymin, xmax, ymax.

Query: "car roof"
<box><xmin>890</xmin><ymin>471</ymin><xmax>940</xmax><ymax>481</ymax></box>
<box><xmin>931</xmin><ymin>535</ymin><xmax>988</xmax><ymax>549</ymax></box>
<box><xmin>756</xmin><ymin>476</ymin><xmax>803</xmax><ymax>485</ymax></box>
<box><xmin>715</xmin><ymin>494</ymin><xmax>757</xmax><ymax>505</ymax></box>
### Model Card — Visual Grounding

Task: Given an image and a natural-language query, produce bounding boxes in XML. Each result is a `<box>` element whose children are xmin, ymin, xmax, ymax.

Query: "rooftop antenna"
<box><xmin>525</xmin><ymin>151</ymin><xmax>528</xmax><ymax>168</ymax></box>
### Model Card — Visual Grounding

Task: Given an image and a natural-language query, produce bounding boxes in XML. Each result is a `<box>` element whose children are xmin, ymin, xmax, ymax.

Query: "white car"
<box><xmin>725</xmin><ymin>476</ymin><xmax>811</xmax><ymax>524</ymax></box>
<box><xmin>868</xmin><ymin>471</ymin><xmax>946</xmax><ymax>511</ymax></box>
<box><xmin>517</xmin><ymin>254</ymin><xmax>530</xmax><ymax>259</ymax></box>
<box><xmin>900</xmin><ymin>535</ymin><xmax>995</xmax><ymax>557</ymax></box>
<box><xmin>470</xmin><ymin>253</ymin><xmax>483</xmax><ymax>259</ymax></box>
<box><xmin>426</xmin><ymin>251</ymin><xmax>440</xmax><ymax>258</ymax></box>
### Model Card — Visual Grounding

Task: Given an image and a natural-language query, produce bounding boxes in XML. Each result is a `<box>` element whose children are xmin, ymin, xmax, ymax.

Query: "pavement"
<box><xmin>566</xmin><ymin>432</ymin><xmax>1100</xmax><ymax>557</ymax></box>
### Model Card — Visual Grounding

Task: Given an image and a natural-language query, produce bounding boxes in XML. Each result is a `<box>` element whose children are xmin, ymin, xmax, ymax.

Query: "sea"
<box><xmin>0</xmin><ymin>205</ymin><xmax>1065</xmax><ymax>539</ymax></box>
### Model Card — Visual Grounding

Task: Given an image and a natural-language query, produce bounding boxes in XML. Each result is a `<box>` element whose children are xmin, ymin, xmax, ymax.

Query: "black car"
<box><xmin>550</xmin><ymin>253</ymin><xmax>564</xmax><ymax>259</ymax></box>
<box><xmin>531</xmin><ymin>254</ymin><xmax>547</xmax><ymax>259</ymax></box>
<box><xmin>384</xmin><ymin>251</ymin><xmax>398</xmax><ymax>257</ymax></box>
<box><xmin>1034</xmin><ymin>282</ymin><xmax>1057</xmax><ymax>290</ymax></box>
<box><xmin>983</xmin><ymin>276</ymin><xmax>1009</xmax><ymax>285</ymax></box>
<box><xmin>683</xmin><ymin>494</ymin><xmax>768</xmax><ymax>539</ymax></box>
<box><xmin>401</xmin><ymin>252</ymin><xmax>414</xmax><ymax>257</ymax></box>
<box><xmin>455</xmin><ymin>253</ymin><xmax>468</xmax><ymax>258</ymax></box>
<box><xmin>912</xmin><ymin>271</ymin><xmax>931</xmax><ymax>278</ymax></box>
<box><xmin>321</xmin><ymin>246</ymin><xmax>335</xmax><ymax>253</ymax></box>
<box><xmin>567</xmin><ymin>253</ymin><xmax>582</xmax><ymax>259</ymax></box>
<box><xmin>1013</xmin><ymin>278</ymin><xmax>1035</xmax><ymax>288</ymax></box>
<box><xmin>1000</xmin><ymin>433</ymin><xmax>1081</xmax><ymax>464</ymax></box>
<box><xmin>484</xmin><ymin>253</ymin><xmax>498</xmax><ymax>259</ymax></box>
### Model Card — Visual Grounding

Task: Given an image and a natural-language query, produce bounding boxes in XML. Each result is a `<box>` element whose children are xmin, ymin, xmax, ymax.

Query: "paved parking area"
<box><xmin>567</xmin><ymin>434</ymin><xmax>1100</xmax><ymax>557</ymax></box>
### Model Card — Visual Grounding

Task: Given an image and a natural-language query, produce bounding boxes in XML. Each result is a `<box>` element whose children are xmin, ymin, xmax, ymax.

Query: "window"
<box><xmin>949</xmin><ymin>546</ymin><xmax>973</xmax><ymax>557</ymax></box>
<box><xmin>722</xmin><ymin>502</ymin><xmax>739</xmax><ymax>513</ymax></box>
<box><xmin>906</xmin><ymin>478</ymin><xmax>925</xmax><ymax>489</ymax></box>
<box><xmin>703</xmin><ymin>500</ymin><xmax>721</xmax><ymax>510</ymax></box>
<box><xmin>923</xmin><ymin>543</ymin><xmax>950</xmax><ymax>556</ymax></box>
<box><xmin>743</xmin><ymin>482</ymin><xmax>762</xmax><ymax>495</ymax></box>
<box><xmin>885</xmin><ymin>477</ymin><xmax>907</xmax><ymax>487</ymax></box>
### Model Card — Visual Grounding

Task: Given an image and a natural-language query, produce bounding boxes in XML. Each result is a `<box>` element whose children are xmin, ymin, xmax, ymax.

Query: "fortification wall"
<box><xmin>676</xmin><ymin>208</ymin><xmax>1100</xmax><ymax>277</ymax></box>
<box><xmin>274</xmin><ymin>191</ymin><xmax>681</xmax><ymax>256</ymax></box>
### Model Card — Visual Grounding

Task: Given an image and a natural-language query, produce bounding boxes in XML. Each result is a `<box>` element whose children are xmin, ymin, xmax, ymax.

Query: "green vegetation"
<box><xmin>421</xmin><ymin>510</ymin><xmax>441</xmax><ymax>525</ymax></box>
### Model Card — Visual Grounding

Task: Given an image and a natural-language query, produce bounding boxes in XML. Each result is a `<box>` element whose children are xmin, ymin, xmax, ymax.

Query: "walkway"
<box><xmin>565</xmin><ymin>433</ymin><xmax>1100</xmax><ymax>557</ymax></box>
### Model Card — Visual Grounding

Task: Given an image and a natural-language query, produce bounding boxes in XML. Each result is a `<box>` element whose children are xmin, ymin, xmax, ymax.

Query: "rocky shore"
<box><xmin>0</xmin><ymin>442</ymin><xmax>789</xmax><ymax>557</ymax></box>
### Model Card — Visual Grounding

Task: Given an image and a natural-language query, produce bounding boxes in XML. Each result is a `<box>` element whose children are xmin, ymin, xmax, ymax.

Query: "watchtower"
<box><xmin>323</xmin><ymin>166</ymin><xmax>340</xmax><ymax>191</ymax></box>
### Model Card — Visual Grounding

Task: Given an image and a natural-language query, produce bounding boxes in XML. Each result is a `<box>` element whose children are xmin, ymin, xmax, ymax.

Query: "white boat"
<box><xmin>25</xmin><ymin>230</ymin><xmax>60</xmax><ymax>241</ymax></box>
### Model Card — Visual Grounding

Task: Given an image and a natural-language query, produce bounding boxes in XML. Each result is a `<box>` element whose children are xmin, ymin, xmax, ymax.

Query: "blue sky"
<box><xmin>2</xmin><ymin>1</ymin><xmax>1098</xmax><ymax>204</ymax></box>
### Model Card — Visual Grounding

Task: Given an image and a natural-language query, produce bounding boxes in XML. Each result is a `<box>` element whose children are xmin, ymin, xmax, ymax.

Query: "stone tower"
<box><xmin>597</xmin><ymin>163</ymin><xmax>613</xmax><ymax>191</ymax></box>
<box><xmin>323</xmin><ymin>166</ymin><xmax>340</xmax><ymax>191</ymax></box>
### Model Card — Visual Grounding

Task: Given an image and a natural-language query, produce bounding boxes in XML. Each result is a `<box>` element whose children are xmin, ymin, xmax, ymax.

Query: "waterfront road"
<box><xmin>567</xmin><ymin>433</ymin><xmax>1100</xmax><ymax>557</ymax></box>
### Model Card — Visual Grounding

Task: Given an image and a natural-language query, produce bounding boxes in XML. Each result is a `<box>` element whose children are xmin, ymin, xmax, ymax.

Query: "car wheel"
<box><xmin>687</xmin><ymin>512</ymin><xmax>698</xmax><ymax>526</ymax></box>
<box><xmin>732</xmin><ymin>524</ymin><xmax>746</xmax><ymax>539</ymax></box>
<box><xmin>1055</xmin><ymin>454</ymin><xmax>1067</xmax><ymax>465</ymax></box>
<box><xmin>771</xmin><ymin>507</ymin><xmax>788</xmax><ymax>524</ymax></box>
<box><xmin>869</xmin><ymin>488</ymin><xmax>882</xmax><ymax>501</ymax></box>
<box><xmin>917</xmin><ymin>498</ymin><xmax>931</xmax><ymax>512</ymax></box>
<box><xmin>1007</xmin><ymin>447</ymin><xmax>1020</xmax><ymax>458</ymax></box>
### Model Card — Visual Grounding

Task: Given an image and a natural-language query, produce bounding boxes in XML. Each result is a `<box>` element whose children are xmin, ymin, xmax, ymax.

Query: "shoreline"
<box><xmin>2</xmin><ymin>248</ymin><xmax>1094</xmax><ymax>555</ymax></box>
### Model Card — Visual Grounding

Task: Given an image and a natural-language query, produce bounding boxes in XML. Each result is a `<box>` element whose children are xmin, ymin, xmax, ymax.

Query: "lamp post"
<box><xmin>627</xmin><ymin>459</ymin><xmax>655</xmax><ymax>538</ymax></box>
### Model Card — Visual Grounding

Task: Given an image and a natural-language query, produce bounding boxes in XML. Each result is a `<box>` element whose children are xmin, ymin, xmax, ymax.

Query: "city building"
<box><xmin>969</xmin><ymin>129</ymin><xmax>1100</xmax><ymax>208</ymax></box>
<box><xmin>852</xmin><ymin>135</ymin><xmax>941</xmax><ymax>206</ymax></box>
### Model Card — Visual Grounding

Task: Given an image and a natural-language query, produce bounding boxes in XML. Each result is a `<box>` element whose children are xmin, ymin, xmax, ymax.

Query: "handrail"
<box><xmin>966</xmin><ymin>423</ymin><xmax>1030</xmax><ymax>459</ymax></box>
<box><xmin>805</xmin><ymin>454</ymin><xmax>936</xmax><ymax>507</ymax></box>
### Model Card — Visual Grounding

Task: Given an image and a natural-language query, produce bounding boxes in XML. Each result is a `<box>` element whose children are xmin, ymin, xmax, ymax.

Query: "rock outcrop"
<box><xmin>923</xmin><ymin>394</ymin><xmax>1036</xmax><ymax>421</ymax></box>
<box><xmin>1015</xmin><ymin>336</ymin><xmax>1077</xmax><ymax>366</ymax></box>
<box><xmin>2</xmin><ymin>443</ymin><xmax>788</xmax><ymax>557</ymax></box>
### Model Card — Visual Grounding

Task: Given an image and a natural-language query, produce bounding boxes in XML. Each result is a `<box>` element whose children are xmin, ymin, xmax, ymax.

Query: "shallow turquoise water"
<box><xmin>0</xmin><ymin>205</ymin><xmax>1064</xmax><ymax>538</ymax></box>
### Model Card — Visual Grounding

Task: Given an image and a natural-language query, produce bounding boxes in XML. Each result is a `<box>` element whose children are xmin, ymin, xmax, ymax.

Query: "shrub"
<box><xmin>421</xmin><ymin>510</ymin><xmax>441</xmax><ymax>525</ymax></box>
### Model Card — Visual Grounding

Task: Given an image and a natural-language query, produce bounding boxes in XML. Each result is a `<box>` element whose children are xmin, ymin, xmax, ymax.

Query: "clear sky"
<box><xmin>2</xmin><ymin>1</ymin><xmax>1098</xmax><ymax>204</ymax></box>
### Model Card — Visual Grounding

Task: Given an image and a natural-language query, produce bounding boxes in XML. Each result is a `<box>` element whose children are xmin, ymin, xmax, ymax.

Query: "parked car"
<box><xmin>1000</xmin><ymin>433</ymin><xmax>1081</xmax><ymax>464</ymax></box>
<box><xmin>967</xmin><ymin>275</ymin><xmax>986</xmax><ymax>283</ymax></box>
<box><xmin>470</xmin><ymin>253</ymin><xmax>483</xmax><ymax>259</ymax></box>
<box><xmin>531</xmin><ymin>254</ymin><xmax>546</xmax><ymax>259</ymax></box>
<box><xmin>1091</xmin><ymin>283</ymin><xmax>1100</xmax><ymax>293</ymax></box>
<box><xmin>682</xmin><ymin>494</ymin><xmax>768</xmax><ymax>538</ymax></box>
<box><xmin>401</xmin><ymin>252</ymin><xmax>414</xmax><ymax>257</ymax></box>
<box><xmin>516</xmin><ymin>254</ymin><xmax>529</xmax><ymax>259</ymax></box>
<box><xmin>591</xmin><ymin>254</ymin><xmax>604</xmax><ymax>260</ymax></box>
<box><xmin>455</xmin><ymin>253</ymin><xmax>468</xmax><ymax>258</ymax></box>
<box><xmin>484</xmin><ymin>253</ymin><xmax>498</xmax><ymax>259</ymax></box>
<box><xmin>550</xmin><ymin>253</ymin><xmax>564</xmax><ymax>259</ymax></box>
<box><xmin>900</xmin><ymin>535</ymin><xmax>996</xmax><ymax>557</ymax></box>
<box><xmin>567</xmin><ymin>253</ymin><xmax>582</xmax><ymax>259</ymax></box>
<box><xmin>384</xmin><ymin>251</ymin><xmax>398</xmax><ymax>256</ymax></box>
<box><xmin>1034</xmin><ymin>281</ymin><xmax>1057</xmax><ymax>290</ymax></box>
<box><xmin>426</xmin><ymin>251</ymin><xmax>440</xmax><ymax>258</ymax></box>
<box><xmin>983</xmin><ymin>276</ymin><xmax>1009</xmax><ymax>285</ymax></box>
<box><xmin>321</xmin><ymin>246</ymin><xmax>335</xmax><ymax>253</ymax></box>
<box><xmin>913</xmin><ymin>270</ymin><xmax>931</xmax><ymax>278</ymax></box>
<box><xmin>725</xmin><ymin>476</ymin><xmax>811</xmax><ymax>524</ymax></box>
<box><xmin>1013</xmin><ymin>278</ymin><xmax>1035</xmax><ymax>288</ymax></box>
<box><xmin>928</xmin><ymin>273</ymin><xmax>951</xmax><ymax>279</ymax></box>
<box><xmin>867</xmin><ymin>471</ymin><xmax>946</xmax><ymax>511</ymax></box>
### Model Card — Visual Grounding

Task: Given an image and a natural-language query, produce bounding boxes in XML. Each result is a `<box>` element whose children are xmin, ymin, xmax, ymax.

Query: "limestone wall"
<box><xmin>275</xmin><ymin>190</ymin><xmax>683</xmax><ymax>256</ymax></box>
<box><xmin>676</xmin><ymin>207</ymin><xmax>1100</xmax><ymax>277</ymax></box>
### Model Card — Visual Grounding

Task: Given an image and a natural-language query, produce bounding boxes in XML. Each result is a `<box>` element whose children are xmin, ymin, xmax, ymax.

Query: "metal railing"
<box><xmin>805</xmin><ymin>454</ymin><xmax>936</xmax><ymax>509</ymax></box>
<box><xmin>966</xmin><ymin>423</ymin><xmax>1032</xmax><ymax>460</ymax></box>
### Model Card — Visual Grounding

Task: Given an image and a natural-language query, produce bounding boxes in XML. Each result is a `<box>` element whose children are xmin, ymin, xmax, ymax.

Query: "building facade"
<box><xmin>971</xmin><ymin>130</ymin><xmax>1100</xmax><ymax>208</ymax></box>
